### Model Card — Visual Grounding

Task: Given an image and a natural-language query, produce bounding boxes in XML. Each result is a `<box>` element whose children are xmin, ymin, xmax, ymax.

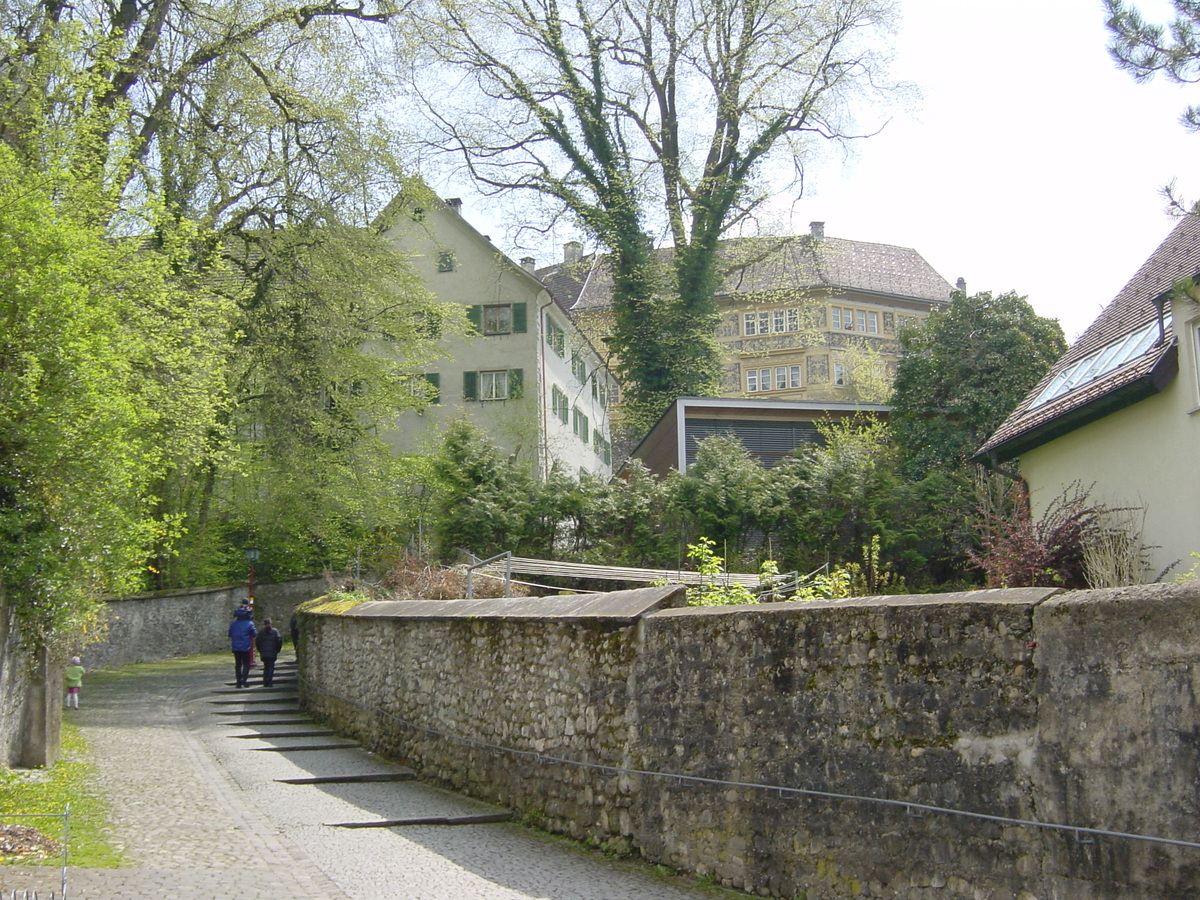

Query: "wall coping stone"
<box><xmin>338</xmin><ymin>585</ymin><xmax>686</xmax><ymax>623</ymax></box>
<box><xmin>646</xmin><ymin>586</ymin><xmax>1061</xmax><ymax>618</ymax></box>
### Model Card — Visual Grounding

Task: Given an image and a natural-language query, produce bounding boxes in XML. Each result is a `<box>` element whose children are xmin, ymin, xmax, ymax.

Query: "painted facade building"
<box><xmin>537</xmin><ymin>222</ymin><xmax>955</xmax><ymax>403</ymax></box>
<box><xmin>379</xmin><ymin>197</ymin><xmax>613</xmax><ymax>479</ymax></box>
<box><xmin>977</xmin><ymin>215</ymin><xmax>1200</xmax><ymax>580</ymax></box>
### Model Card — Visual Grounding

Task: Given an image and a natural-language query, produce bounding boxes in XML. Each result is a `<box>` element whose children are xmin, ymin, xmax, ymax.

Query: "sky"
<box><xmin>437</xmin><ymin>0</ymin><xmax>1198</xmax><ymax>343</ymax></box>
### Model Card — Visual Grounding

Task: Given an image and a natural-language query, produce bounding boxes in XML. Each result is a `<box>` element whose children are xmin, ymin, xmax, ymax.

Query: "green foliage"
<box><xmin>414</xmin><ymin>0</ymin><xmax>895</xmax><ymax>427</ymax></box>
<box><xmin>0</xmin><ymin>723</ymin><xmax>123</xmax><ymax>867</ymax></box>
<box><xmin>0</xmin><ymin>145</ymin><xmax>230</xmax><ymax>642</ymax></box>
<box><xmin>891</xmin><ymin>290</ymin><xmax>1066</xmax><ymax>478</ymax></box>
<box><xmin>1107</xmin><ymin>0</ymin><xmax>1200</xmax><ymax>133</ymax></box>
<box><xmin>684</xmin><ymin>538</ymin><xmax>760</xmax><ymax>606</ymax></box>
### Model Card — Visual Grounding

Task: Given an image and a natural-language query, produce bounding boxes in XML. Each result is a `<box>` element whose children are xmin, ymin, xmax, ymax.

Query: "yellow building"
<box><xmin>978</xmin><ymin>215</ymin><xmax>1200</xmax><ymax>581</ymax></box>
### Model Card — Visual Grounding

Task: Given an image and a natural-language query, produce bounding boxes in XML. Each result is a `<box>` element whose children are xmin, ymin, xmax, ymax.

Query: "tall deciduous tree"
<box><xmin>890</xmin><ymin>290</ymin><xmax>1066</xmax><ymax>479</ymax></box>
<box><xmin>0</xmin><ymin>146</ymin><xmax>231</xmax><ymax>643</ymax></box>
<box><xmin>414</xmin><ymin>0</ymin><xmax>894</xmax><ymax>429</ymax></box>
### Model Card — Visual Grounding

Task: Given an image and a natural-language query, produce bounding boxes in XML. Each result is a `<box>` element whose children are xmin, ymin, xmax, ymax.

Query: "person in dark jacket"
<box><xmin>228</xmin><ymin>604</ymin><xmax>257</xmax><ymax>688</ymax></box>
<box><xmin>256</xmin><ymin>618</ymin><xmax>284</xmax><ymax>688</ymax></box>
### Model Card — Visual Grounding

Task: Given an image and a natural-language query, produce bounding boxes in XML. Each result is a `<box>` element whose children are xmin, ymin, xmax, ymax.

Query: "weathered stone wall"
<box><xmin>86</xmin><ymin>577</ymin><xmax>324</xmax><ymax>670</ymax></box>
<box><xmin>300</xmin><ymin>582</ymin><xmax>1200</xmax><ymax>899</ymax></box>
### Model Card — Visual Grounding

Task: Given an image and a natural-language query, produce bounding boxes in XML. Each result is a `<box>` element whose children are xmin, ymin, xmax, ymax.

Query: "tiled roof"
<box><xmin>536</xmin><ymin>233</ymin><xmax>954</xmax><ymax>312</ymax></box>
<box><xmin>977</xmin><ymin>215</ymin><xmax>1200</xmax><ymax>461</ymax></box>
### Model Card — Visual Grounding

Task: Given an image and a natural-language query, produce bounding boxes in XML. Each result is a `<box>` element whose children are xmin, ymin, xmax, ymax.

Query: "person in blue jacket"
<box><xmin>228</xmin><ymin>603</ymin><xmax>257</xmax><ymax>688</ymax></box>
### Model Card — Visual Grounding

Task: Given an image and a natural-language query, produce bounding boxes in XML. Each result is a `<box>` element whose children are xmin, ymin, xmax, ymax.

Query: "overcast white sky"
<box><xmin>438</xmin><ymin>0</ymin><xmax>1197</xmax><ymax>343</ymax></box>
<box><xmin>791</xmin><ymin>0</ymin><xmax>1197</xmax><ymax>341</ymax></box>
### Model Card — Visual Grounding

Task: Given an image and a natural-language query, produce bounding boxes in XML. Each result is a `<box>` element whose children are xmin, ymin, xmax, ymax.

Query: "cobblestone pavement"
<box><xmin>2</xmin><ymin>655</ymin><xmax>727</xmax><ymax>900</ymax></box>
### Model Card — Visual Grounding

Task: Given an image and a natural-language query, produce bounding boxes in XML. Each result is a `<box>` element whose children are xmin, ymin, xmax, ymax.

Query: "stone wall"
<box><xmin>299</xmin><ymin>582</ymin><xmax>1200</xmax><ymax>899</ymax></box>
<box><xmin>85</xmin><ymin>577</ymin><xmax>325</xmax><ymax>670</ymax></box>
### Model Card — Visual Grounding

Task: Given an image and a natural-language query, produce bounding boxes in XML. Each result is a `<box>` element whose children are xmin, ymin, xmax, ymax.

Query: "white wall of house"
<box><xmin>380</xmin><ymin>200</ymin><xmax>611</xmax><ymax>479</ymax></box>
<box><xmin>1020</xmin><ymin>297</ymin><xmax>1200</xmax><ymax>581</ymax></box>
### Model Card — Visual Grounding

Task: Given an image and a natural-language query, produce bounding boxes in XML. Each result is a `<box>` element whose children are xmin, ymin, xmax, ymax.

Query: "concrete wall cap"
<box><xmin>340</xmin><ymin>584</ymin><xmax>686</xmax><ymax>622</ymax></box>
<box><xmin>646</xmin><ymin>586</ymin><xmax>1061</xmax><ymax>618</ymax></box>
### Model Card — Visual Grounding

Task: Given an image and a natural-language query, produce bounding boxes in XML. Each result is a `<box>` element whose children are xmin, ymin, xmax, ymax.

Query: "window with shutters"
<box><xmin>465</xmin><ymin>368</ymin><xmax>523</xmax><ymax>401</ymax></box>
<box><xmin>468</xmin><ymin>302</ymin><xmax>527</xmax><ymax>335</ymax></box>
<box><xmin>545</xmin><ymin>315</ymin><xmax>566</xmax><ymax>356</ymax></box>
<box><xmin>571</xmin><ymin>352</ymin><xmax>587</xmax><ymax>384</ymax></box>
<box><xmin>483</xmin><ymin>304</ymin><xmax>512</xmax><ymax>335</ymax></box>
<box><xmin>551</xmin><ymin>385</ymin><xmax>569</xmax><ymax>424</ymax></box>
<box><xmin>404</xmin><ymin>373</ymin><xmax>440</xmax><ymax>404</ymax></box>
<box><xmin>572</xmin><ymin>407</ymin><xmax>589</xmax><ymax>442</ymax></box>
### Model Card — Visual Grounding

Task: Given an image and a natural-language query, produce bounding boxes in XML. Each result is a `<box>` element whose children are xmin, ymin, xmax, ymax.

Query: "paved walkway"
<box><xmin>2</xmin><ymin>655</ymin><xmax>725</xmax><ymax>900</ymax></box>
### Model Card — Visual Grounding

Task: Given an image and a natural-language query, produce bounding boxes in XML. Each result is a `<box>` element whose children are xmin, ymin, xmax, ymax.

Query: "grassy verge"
<box><xmin>0</xmin><ymin>722</ymin><xmax>123</xmax><ymax>867</ymax></box>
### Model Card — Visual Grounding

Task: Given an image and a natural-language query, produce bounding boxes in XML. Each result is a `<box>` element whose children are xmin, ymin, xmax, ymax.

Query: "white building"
<box><xmin>379</xmin><ymin>196</ymin><xmax>613</xmax><ymax>479</ymax></box>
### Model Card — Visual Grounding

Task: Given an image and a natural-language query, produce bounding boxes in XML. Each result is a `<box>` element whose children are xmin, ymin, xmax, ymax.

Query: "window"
<box><xmin>571</xmin><ymin>352</ymin><xmax>587</xmax><ymax>384</ymax></box>
<box><xmin>468</xmin><ymin>302</ymin><xmax>527</xmax><ymax>335</ymax></box>
<box><xmin>746</xmin><ymin>367</ymin><xmax>771</xmax><ymax>392</ymax></box>
<box><xmin>572</xmin><ymin>407</ymin><xmax>590</xmax><ymax>442</ymax></box>
<box><xmin>463</xmin><ymin>368</ymin><xmax>523</xmax><ymax>401</ymax></box>
<box><xmin>479</xmin><ymin>369</ymin><xmax>509</xmax><ymax>400</ymax></box>
<box><xmin>745</xmin><ymin>308</ymin><xmax>801</xmax><ymax>336</ymax></box>
<box><xmin>551</xmin><ymin>385</ymin><xmax>569</xmax><ymax>424</ymax></box>
<box><xmin>545</xmin><ymin>315</ymin><xmax>566</xmax><ymax>356</ymax></box>
<box><xmin>483</xmin><ymin>304</ymin><xmax>512</xmax><ymax>335</ymax></box>
<box><xmin>593</xmin><ymin>432</ymin><xmax>612</xmax><ymax>465</ymax></box>
<box><xmin>405</xmin><ymin>373</ymin><xmax>440</xmax><ymax>404</ymax></box>
<box><xmin>833</xmin><ymin>362</ymin><xmax>848</xmax><ymax>386</ymax></box>
<box><xmin>597</xmin><ymin>379</ymin><xmax>608</xmax><ymax>408</ymax></box>
<box><xmin>774</xmin><ymin>365</ymin><xmax>802</xmax><ymax>390</ymax></box>
<box><xmin>437</xmin><ymin>250</ymin><xmax>455</xmax><ymax>272</ymax></box>
<box><xmin>867</xmin><ymin>311</ymin><xmax>879</xmax><ymax>334</ymax></box>
<box><xmin>897</xmin><ymin>314</ymin><xmax>920</xmax><ymax>332</ymax></box>
<box><xmin>831</xmin><ymin>306</ymin><xmax>857</xmax><ymax>330</ymax></box>
<box><xmin>1028</xmin><ymin>318</ymin><xmax>1166</xmax><ymax>409</ymax></box>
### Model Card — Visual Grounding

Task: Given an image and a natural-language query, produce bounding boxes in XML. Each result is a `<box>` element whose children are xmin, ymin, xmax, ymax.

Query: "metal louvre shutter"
<box><xmin>684</xmin><ymin>418</ymin><xmax>823</xmax><ymax>469</ymax></box>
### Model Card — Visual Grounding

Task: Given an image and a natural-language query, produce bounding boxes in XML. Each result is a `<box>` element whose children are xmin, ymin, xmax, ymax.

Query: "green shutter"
<box><xmin>424</xmin><ymin>372</ymin><xmax>441</xmax><ymax>404</ymax></box>
<box><xmin>463</xmin><ymin>370</ymin><xmax>478</xmax><ymax>401</ymax></box>
<box><xmin>508</xmin><ymin>368</ymin><xmax>524</xmax><ymax>399</ymax></box>
<box><xmin>512</xmin><ymin>302</ymin><xmax>527</xmax><ymax>333</ymax></box>
<box><xmin>467</xmin><ymin>305</ymin><xmax>482</xmax><ymax>332</ymax></box>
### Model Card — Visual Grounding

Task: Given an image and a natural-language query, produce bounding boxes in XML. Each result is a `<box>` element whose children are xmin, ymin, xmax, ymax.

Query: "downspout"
<box><xmin>538</xmin><ymin>295</ymin><xmax>553</xmax><ymax>480</ymax></box>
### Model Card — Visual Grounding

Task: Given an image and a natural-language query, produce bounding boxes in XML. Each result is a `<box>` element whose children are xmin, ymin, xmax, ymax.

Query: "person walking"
<box><xmin>64</xmin><ymin>656</ymin><xmax>85</xmax><ymax>709</ymax></box>
<box><xmin>229</xmin><ymin>603</ymin><xmax>257</xmax><ymax>688</ymax></box>
<box><xmin>256</xmin><ymin>618</ymin><xmax>283</xmax><ymax>688</ymax></box>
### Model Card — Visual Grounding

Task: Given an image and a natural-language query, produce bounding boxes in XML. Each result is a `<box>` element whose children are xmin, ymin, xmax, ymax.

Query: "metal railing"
<box><xmin>1</xmin><ymin>806</ymin><xmax>69</xmax><ymax>900</ymax></box>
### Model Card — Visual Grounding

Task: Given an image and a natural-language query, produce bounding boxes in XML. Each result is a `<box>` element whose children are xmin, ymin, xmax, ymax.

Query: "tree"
<box><xmin>0</xmin><ymin>146</ymin><xmax>231</xmax><ymax>644</ymax></box>
<box><xmin>414</xmin><ymin>0</ymin><xmax>894</xmax><ymax>428</ymax></box>
<box><xmin>1107</xmin><ymin>1</ymin><xmax>1200</xmax><ymax>132</ymax></box>
<box><xmin>890</xmin><ymin>290</ymin><xmax>1066</xmax><ymax>478</ymax></box>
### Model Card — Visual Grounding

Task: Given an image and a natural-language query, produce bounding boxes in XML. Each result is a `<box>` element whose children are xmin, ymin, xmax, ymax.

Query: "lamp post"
<box><xmin>244</xmin><ymin>547</ymin><xmax>260</xmax><ymax>668</ymax></box>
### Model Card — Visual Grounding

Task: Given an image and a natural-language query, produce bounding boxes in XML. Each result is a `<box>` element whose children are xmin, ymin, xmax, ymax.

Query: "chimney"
<box><xmin>445</xmin><ymin>197</ymin><xmax>463</xmax><ymax>214</ymax></box>
<box><xmin>809</xmin><ymin>221</ymin><xmax>825</xmax><ymax>239</ymax></box>
<box><xmin>564</xmin><ymin>240</ymin><xmax>583</xmax><ymax>264</ymax></box>
<box><xmin>956</xmin><ymin>277</ymin><xmax>967</xmax><ymax>294</ymax></box>
<box><xmin>520</xmin><ymin>256</ymin><xmax>536</xmax><ymax>273</ymax></box>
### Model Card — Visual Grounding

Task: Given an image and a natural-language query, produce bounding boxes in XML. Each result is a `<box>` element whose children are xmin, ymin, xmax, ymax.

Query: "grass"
<box><xmin>0</xmin><ymin>722</ymin><xmax>123</xmax><ymax>867</ymax></box>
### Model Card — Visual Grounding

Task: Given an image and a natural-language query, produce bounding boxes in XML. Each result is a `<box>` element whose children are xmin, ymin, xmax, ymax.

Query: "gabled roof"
<box><xmin>977</xmin><ymin>215</ymin><xmax>1200</xmax><ymax>463</ymax></box>
<box><xmin>535</xmin><ymin>231</ymin><xmax>954</xmax><ymax>313</ymax></box>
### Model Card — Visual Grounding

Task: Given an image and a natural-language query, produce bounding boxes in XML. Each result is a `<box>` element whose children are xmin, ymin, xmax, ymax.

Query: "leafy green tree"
<box><xmin>890</xmin><ymin>290</ymin><xmax>1066</xmax><ymax>478</ymax></box>
<box><xmin>0</xmin><ymin>147</ymin><xmax>230</xmax><ymax>643</ymax></box>
<box><xmin>782</xmin><ymin>417</ymin><xmax>901</xmax><ymax>572</ymax></box>
<box><xmin>414</xmin><ymin>0</ymin><xmax>895</xmax><ymax>429</ymax></box>
<box><xmin>671</xmin><ymin>435</ymin><xmax>774</xmax><ymax>559</ymax></box>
